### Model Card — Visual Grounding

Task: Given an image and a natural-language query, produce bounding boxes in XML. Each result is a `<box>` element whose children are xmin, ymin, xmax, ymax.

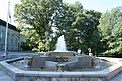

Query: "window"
<box><xmin>12</xmin><ymin>34</ymin><xmax>14</xmax><ymax>36</ymax></box>
<box><xmin>16</xmin><ymin>39</ymin><xmax>18</xmax><ymax>45</ymax></box>
<box><xmin>0</xmin><ymin>31</ymin><xmax>4</xmax><ymax>44</ymax></box>
<box><xmin>0</xmin><ymin>31</ymin><xmax>4</xmax><ymax>38</ymax></box>
<box><xmin>11</xmin><ymin>38</ymin><xmax>13</xmax><ymax>45</ymax></box>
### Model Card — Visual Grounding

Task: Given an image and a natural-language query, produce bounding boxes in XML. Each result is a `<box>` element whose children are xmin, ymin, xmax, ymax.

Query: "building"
<box><xmin>0</xmin><ymin>19</ymin><xmax>21</xmax><ymax>51</ymax></box>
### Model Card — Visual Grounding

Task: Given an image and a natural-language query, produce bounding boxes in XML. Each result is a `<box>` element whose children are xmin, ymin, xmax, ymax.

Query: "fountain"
<box><xmin>0</xmin><ymin>35</ymin><xmax>121</xmax><ymax>81</ymax></box>
<box><xmin>25</xmin><ymin>35</ymin><xmax>98</xmax><ymax>71</ymax></box>
<box><xmin>54</xmin><ymin>35</ymin><xmax>67</xmax><ymax>52</ymax></box>
<box><xmin>49</xmin><ymin>35</ymin><xmax>75</xmax><ymax>58</ymax></box>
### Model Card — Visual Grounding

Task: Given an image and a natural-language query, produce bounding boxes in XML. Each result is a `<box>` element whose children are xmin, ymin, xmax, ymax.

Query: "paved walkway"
<box><xmin>109</xmin><ymin>72</ymin><xmax>122</xmax><ymax>81</ymax></box>
<box><xmin>0</xmin><ymin>70</ymin><xmax>13</xmax><ymax>81</ymax></box>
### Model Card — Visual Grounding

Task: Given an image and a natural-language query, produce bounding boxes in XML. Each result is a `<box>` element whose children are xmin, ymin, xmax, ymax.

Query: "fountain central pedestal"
<box><xmin>57</xmin><ymin>63</ymin><xmax>66</xmax><ymax>71</ymax></box>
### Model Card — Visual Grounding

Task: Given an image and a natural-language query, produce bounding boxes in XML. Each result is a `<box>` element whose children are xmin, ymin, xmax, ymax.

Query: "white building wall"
<box><xmin>0</xmin><ymin>25</ymin><xmax>20</xmax><ymax>51</ymax></box>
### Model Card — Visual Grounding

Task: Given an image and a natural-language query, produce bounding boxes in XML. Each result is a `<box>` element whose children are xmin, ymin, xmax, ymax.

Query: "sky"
<box><xmin>0</xmin><ymin>0</ymin><xmax>20</xmax><ymax>25</ymax></box>
<box><xmin>0</xmin><ymin>0</ymin><xmax>122</xmax><ymax>26</ymax></box>
<box><xmin>64</xmin><ymin>0</ymin><xmax>122</xmax><ymax>12</ymax></box>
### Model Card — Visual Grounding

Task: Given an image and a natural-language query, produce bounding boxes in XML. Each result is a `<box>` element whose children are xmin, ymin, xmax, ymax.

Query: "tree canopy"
<box><xmin>98</xmin><ymin>7</ymin><xmax>122</xmax><ymax>57</ymax></box>
<box><xmin>14</xmin><ymin>0</ymin><xmax>102</xmax><ymax>55</ymax></box>
<box><xmin>14</xmin><ymin>0</ymin><xmax>63</xmax><ymax>51</ymax></box>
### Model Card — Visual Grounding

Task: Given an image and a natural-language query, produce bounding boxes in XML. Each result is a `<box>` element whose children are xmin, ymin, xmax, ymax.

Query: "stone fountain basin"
<box><xmin>29</xmin><ymin>55</ymin><xmax>94</xmax><ymax>71</ymax></box>
<box><xmin>0</xmin><ymin>57</ymin><xmax>122</xmax><ymax>81</ymax></box>
<box><xmin>48</xmin><ymin>51</ymin><xmax>76</xmax><ymax>57</ymax></box>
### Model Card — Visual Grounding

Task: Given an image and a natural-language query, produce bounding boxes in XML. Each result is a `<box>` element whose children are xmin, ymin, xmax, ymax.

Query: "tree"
<box><xmin>98</xmin><ymin>7</ymin><xmax>122</xmax><ymax>57</ymax></box>
<box><xmin>14</xmin><ymin>0</ymin><xmax>63</xmax><ymax>51</ymax></box>
<box><xmin>14</xmin><ymin>0</ymin><xmax>102</xmax><ymax>54</ymax></box>
<box><xmin>54</xmin><ymin>2</ymin><xmax>84</xmax><ymax>50</ymax></box>
<box><xmin>20</xmin><ymin>28</ymin><xmax>40</xmax><ymax>51</ymax></box>
<box><xmin>71</xmin><ymin>10</ymin><xmax>101</xmax><ymax>54</ymax></box>
<box><xmin>53</xmin><ymin>1</ymin><xmax>101</xmax><ymax>54</ymax></box>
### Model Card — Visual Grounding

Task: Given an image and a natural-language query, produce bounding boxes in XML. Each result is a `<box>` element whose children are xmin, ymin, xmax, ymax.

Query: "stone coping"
<box><xmin>0</xmin><ymin>57</ymin><xmax>122</xmax><ymax>81</ymax></box>
<box><xmin>97</xmin><ymin>57</ymin><xmax>122</xmax><ymax>63</ymax></box>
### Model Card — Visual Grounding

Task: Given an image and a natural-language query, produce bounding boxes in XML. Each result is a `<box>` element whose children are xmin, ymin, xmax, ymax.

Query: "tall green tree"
<box><xmin>53</xmin><ymin>2</ymin><xmax>84</xmax><ymax>51</ymax></box>
<box><xmin>98</xmin><ymin>7</ymin><xmax>122</xmax><ymax>57</ymax></box>
<box><xmin>14</xmin><ymin>0</ymin><xmax>63</xmax><ymax>51</ymax></box>
<box><xmin>53</xmin><ymin>1</ymin><xmax>101</xmax><ymax>54</ymax></box>
<box><xmin>72</xmin><ymin>10</ymin><xmax>101</xmax><ymax>54</ymax></box>
<box><xmin>20</xmin><ymin>28</ymin><xmax>40</xmax><ymax>50</ymax></box>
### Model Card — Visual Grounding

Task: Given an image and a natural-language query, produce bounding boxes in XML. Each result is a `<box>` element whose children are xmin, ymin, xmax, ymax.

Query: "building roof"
<box><xmin>0</xmin><ymin>19</ymin><xmax>20</xmax><ymax>32</ymax></box>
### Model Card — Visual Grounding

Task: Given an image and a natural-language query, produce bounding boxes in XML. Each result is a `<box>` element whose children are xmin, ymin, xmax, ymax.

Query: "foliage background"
<box><xmin>14</xmin><ymin>0</ymin><xmax>122</xmax><ymax>57</ymax></box>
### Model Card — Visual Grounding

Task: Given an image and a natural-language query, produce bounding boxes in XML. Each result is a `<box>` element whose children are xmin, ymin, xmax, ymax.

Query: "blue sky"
<box><xmin>64</xmin><ymin>0</ymin><xmax>122</xmax><ymax>12</ymax></box>
<box><xmin>0</xmin><ymin>0</ymin><xmax>122</xmax><ymax>25</ymax></box>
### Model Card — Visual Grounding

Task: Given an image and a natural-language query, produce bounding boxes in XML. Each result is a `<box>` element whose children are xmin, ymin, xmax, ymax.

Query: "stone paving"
<box><xmin>0</xmin><ymin>69</ymin><xmax>13</xmax><ymax>81</ymax></box>
<box><xmin>109</xmin><ymin>72</ymin><xmax>122</xmax><ymax>81</ymax></box>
